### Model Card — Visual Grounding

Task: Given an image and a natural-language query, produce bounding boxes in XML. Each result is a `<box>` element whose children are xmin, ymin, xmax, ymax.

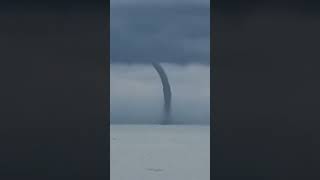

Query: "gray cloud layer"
<box><xmin>110</xmin><ymin>63</ymin><xmax>210</xmax><ymax>124</ymax></box>
<box><xmin>110</xmin><ymin>3</ymin><xmax>210</xmax><ymax>64</ymax></box>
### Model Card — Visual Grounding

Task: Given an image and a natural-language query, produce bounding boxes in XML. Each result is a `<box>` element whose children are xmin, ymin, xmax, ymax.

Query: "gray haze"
<box><xmin>110</xmin><ymin>64</ymin><xmax>209</xmax><ymax>124</ymax></box>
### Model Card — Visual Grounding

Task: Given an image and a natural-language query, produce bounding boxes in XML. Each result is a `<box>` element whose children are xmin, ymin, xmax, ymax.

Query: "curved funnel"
<box><xmin>152</xmin><ymin>62</ymin><xmax>172</xmax><ymax>125</ymax></box>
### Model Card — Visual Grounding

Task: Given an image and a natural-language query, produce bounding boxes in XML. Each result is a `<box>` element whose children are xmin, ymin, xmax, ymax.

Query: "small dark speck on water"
<box><xmin>145</xmin><ymin>168</ymin><xmax>164</xmax><ymax>172</ymax></box>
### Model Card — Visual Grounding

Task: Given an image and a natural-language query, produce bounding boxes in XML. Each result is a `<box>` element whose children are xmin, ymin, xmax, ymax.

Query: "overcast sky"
<box><xmin>110</xmin><ymin>0</ymin><xmax>210</xmax><ymax>64</ymax></box>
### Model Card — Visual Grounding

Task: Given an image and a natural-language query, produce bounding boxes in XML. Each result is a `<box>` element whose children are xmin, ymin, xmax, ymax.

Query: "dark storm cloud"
<box><xmin>110</xmin><ymin>2</ymin><xmax>210</xmax><ymax>64</ymax></box>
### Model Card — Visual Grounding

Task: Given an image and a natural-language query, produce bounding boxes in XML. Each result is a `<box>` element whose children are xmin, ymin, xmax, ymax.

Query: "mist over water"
<box><xmin>110</xmin><ymin>63</ymin><xmax>210</xmax><ymax>125</ymax></box>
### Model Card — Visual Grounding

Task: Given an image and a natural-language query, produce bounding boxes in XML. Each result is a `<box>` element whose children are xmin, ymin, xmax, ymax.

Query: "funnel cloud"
<box><xmin>152</xmin><ymin>62</ymin><xmax>172</xmax><ymax>124</ymax></box>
